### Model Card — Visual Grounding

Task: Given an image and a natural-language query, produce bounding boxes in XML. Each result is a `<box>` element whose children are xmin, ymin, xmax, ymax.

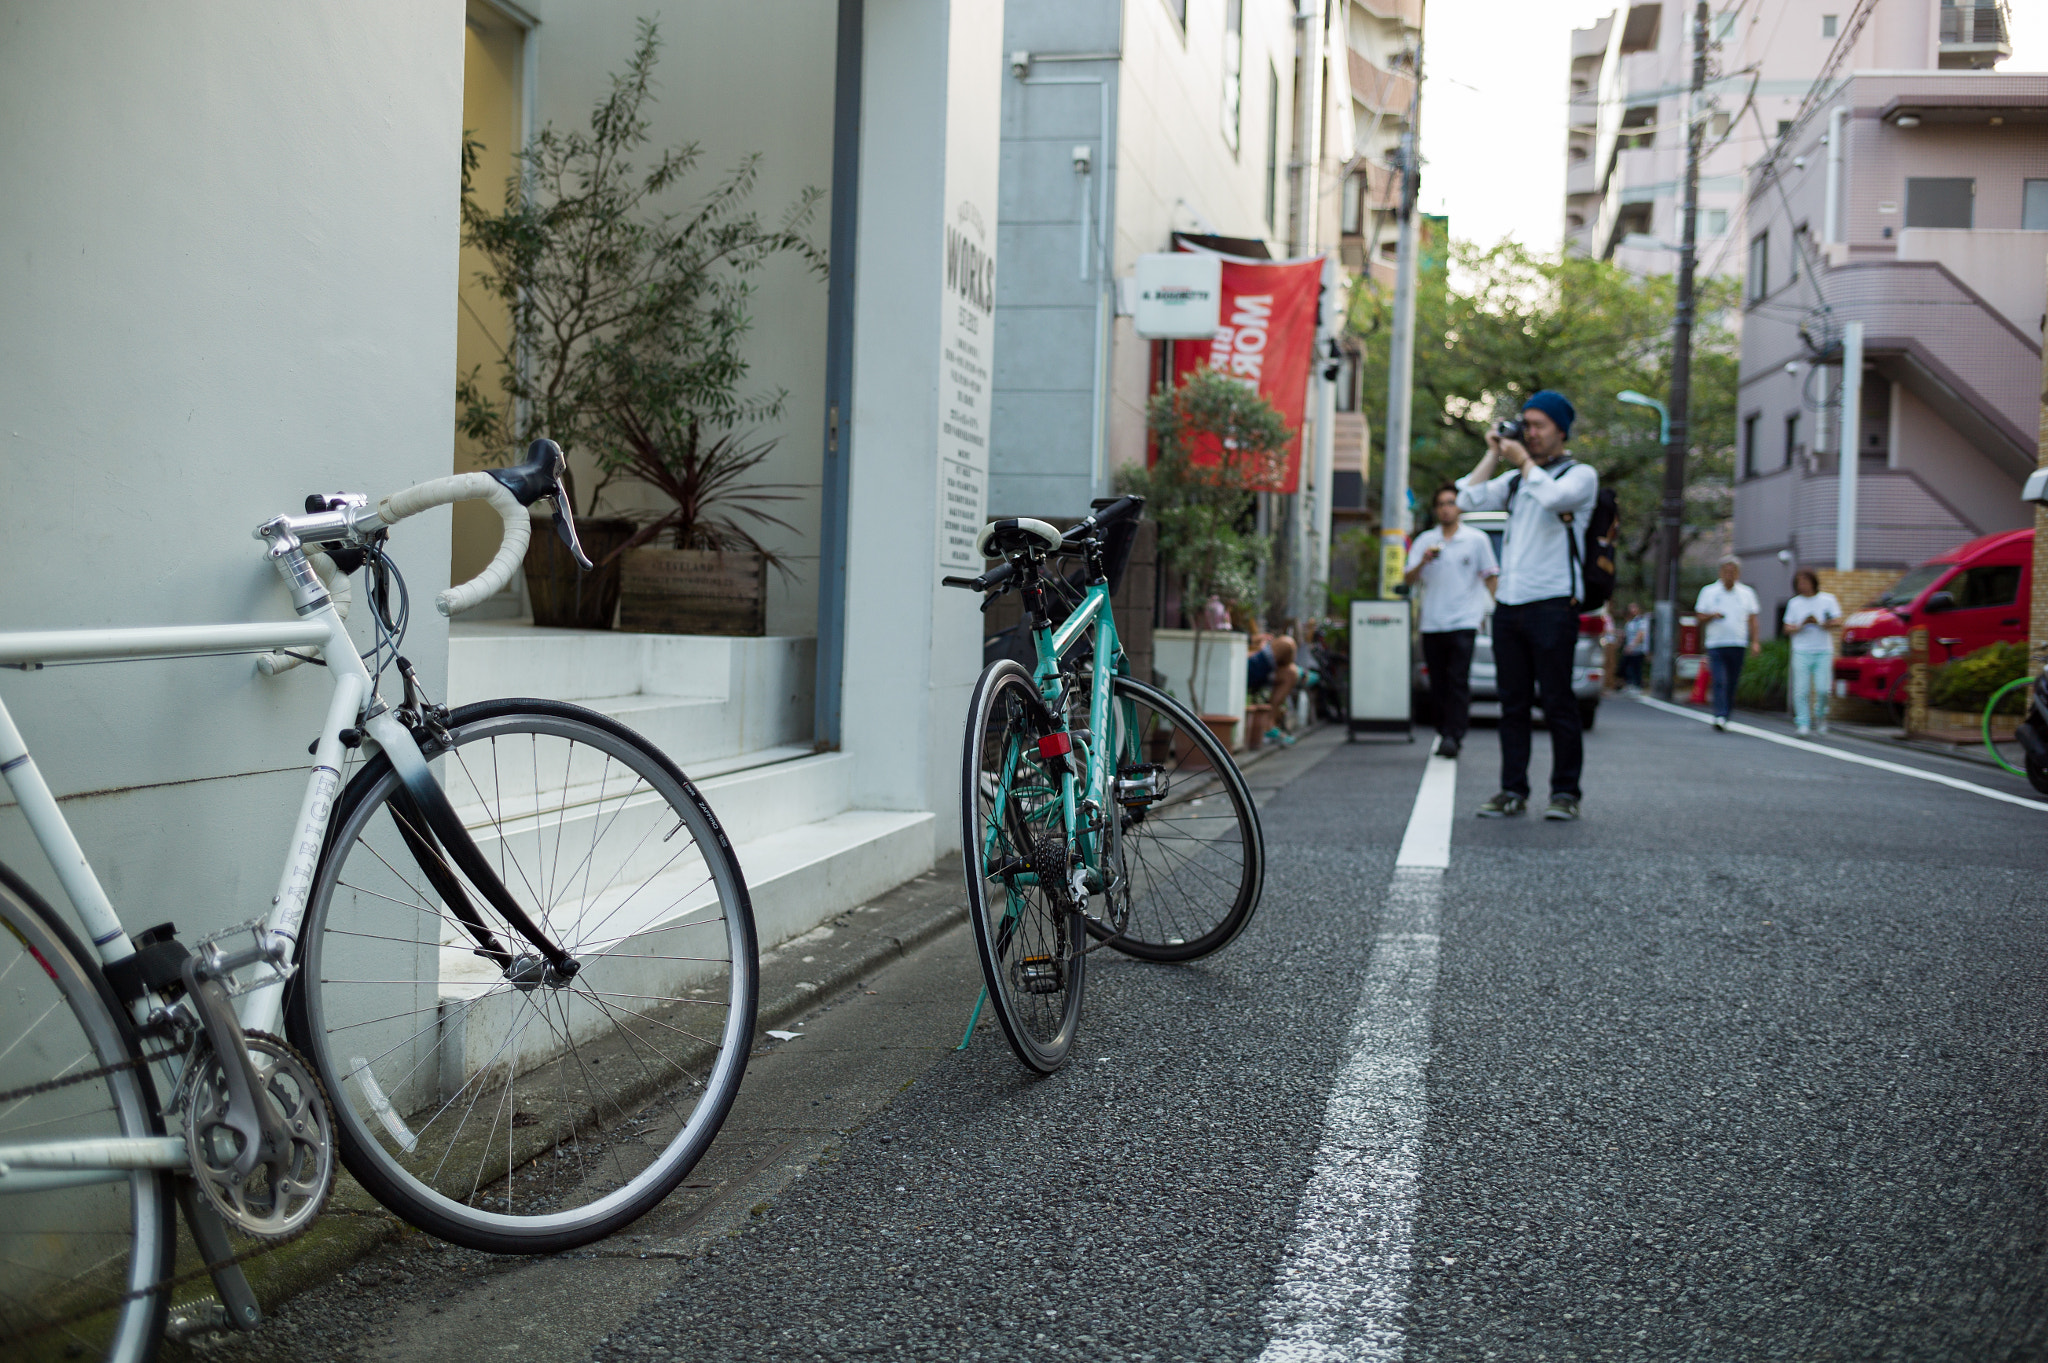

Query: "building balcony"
<box><xmin>1938</xmin><ymin>1</ymin><xmax>2013</xmax><ymax>69</ymax></box>
<box><xmin>1565</xmin><ymin>158</ymin><xmax>1597</xmax><ymax>197</ymax></box>
<box><xmin>1349</xmin><ymin>48</ymin><xmax>1416</xmax><ymax>118</ymax></box>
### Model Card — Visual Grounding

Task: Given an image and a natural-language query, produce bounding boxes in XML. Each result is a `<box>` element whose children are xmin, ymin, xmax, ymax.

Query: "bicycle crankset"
<box><xmin>183</xmin><ymin>1030</ymin><xmax>335</xmax><ymax>1240</ymax></box>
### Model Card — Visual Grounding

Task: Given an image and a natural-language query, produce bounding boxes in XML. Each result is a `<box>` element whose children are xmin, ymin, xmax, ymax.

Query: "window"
<box><xmin>1784</xmin><ymin>413</ymin><xmax>1800</xmax><ymax>469</ymax></box>
<box><xmin>1747</xmin><ymin>231</ymin><xmax>1769</xmax><ymax>301</ymax></box>
<box><xmin>1905</xmin><ymin>177</ymin><xmax>1974</xmax><ymax>229</ymax></box>
<box><xmin>2024</xmin><ymin>179</ymin><xmax>2048</xmax><ymax>230</ymax></box>
<box><xmin>1742</xmin><ymin>413</ymin><xmax>1760</xmax><ymax>478</ymax></box>
<box><xmin>1341</xmin><ymin>171</ymin><xmax>1365</xmax><ymax>236</ymax></box>
<box><xmin>1709</xmin><ymin>111</ymin><xmax>1731</xmax><ymax>140</ymax></box>
<box><xmin>1821</xmin><ymin>14</ymin><xmax>1838</xmax><ymax>37</ymax></box>
<box><xmin>1161</xmin><ymin>0</ymin><xmax>1187</xmax><ymax>32</ymax></box>
<box><xmin>1715</xmin><ymin>11</ymin><xmax>1736</xmax><ymax>41</ymax></box>
<box><xmin>1777</xmin><ymin>119</ymin><xmax>1793</xmax><ymax>139</ymax></box>
<box><xmin>1264</xmin><ymin>63</ymin><xmax>1281</xmax><ymax>234</ymax></box>
<box><xmin>1949</xmin><ymin>564</ymin><xmax>2021</xmax><ymax>610</ymax></box>
<box><xmin>1334</xmin><ymin>471</ymin><xmax>1366</xmax><ymax>509</ymax></box>
<box><xmin>1221</xmin><ymin>0</ymin><xmax>1243</xmax><ymax>154</ymax></box>
<box><xmin>1790</xmin><ymin>221</ymin><xmax>1808</xmax><ymax>280</ymax></box>
<box><xmin>1702</xmin><ymin>207</ymin><xmax>1729</xmax><ymax>236</ymax></box>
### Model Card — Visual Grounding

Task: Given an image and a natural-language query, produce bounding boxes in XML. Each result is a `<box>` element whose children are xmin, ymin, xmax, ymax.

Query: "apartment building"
<box><xmin>1732</xmin><ymin>62</ymin><xmax>2047</xmax><ymax>616</ymax></box>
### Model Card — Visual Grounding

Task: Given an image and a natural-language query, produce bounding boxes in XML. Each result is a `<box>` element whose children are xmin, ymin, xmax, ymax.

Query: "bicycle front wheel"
<box><xmin>288</xmin><ymin>699</ymin><xmax>757</xmax><ymax>1254</ymax></box>
<box><xmin>962</xmin><ymin>661</ymin><xmax>1086</xmax><ymax>1074</ymax></box>
<box><xmin>0</xmin><ymin>863</ymin><xmax>176</xmax><ymax>1363</ymax></box>
<box><xmin>1091</xmin><ymin>675</ymin><xmax>1265</xmax><ymax>962</ymax></box>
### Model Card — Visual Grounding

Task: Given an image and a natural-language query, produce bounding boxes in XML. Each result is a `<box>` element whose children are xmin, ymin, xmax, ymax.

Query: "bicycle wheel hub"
<box><xmin>1016</xmin><ymin>954</ymin><xmax>1066</xmax><ymax>995</ymax></box>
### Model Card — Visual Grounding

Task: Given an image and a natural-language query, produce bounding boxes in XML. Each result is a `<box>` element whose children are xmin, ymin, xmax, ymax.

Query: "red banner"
<box><xmin>1168</xmin><ymin>255</ymin><xmax>1322</xmax><ymax>493</ymax></box>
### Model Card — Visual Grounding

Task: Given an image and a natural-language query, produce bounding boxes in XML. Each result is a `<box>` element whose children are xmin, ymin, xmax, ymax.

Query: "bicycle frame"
<box><xmin>0</xmin><ymin>566</ymin><xmax>435</xmax><ymax>1183</ymax></box>
<box><xmin>1026</xmin><ymin>579</ymin><xmax>1126</xmax><ymax>884</ymax></box>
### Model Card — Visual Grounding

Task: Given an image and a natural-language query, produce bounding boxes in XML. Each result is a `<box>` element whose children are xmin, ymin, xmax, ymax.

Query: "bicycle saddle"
<box><xmin>976</xmin><ymin>518</ymin><xmax>1063</xmax><ymax>560</ymax></box>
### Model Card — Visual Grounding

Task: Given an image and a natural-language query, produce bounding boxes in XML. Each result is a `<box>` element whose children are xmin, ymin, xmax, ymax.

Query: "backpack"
<box><xmin>1507</xmin><ymin>459</ymin><xmax>1620</xmax><ymax>612</ymax></box>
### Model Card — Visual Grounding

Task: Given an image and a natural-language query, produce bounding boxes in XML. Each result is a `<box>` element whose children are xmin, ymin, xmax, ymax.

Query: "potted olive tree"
<box><xmin>458</xmin><ymin>20</ymin><xmax>824</xmax><ymax>629</ymax></box>
<box><xmin>1116</xmin><ymin>365</ymin><xmax>1291</xmax><ymax>754</ymax></box>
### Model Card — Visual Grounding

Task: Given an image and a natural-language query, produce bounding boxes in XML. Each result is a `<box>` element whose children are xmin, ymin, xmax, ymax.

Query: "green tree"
<box><xmin>1350</xmin><ymin>240</ymin><xmax>1739</xmax><ymax>605</ymax></box>
<box><xmin>1115</xmin><ymin>366</ymin><xmax>1293</xmax><ymax>709</ymax></box>
<box><xmin>457</xmin><ymin>18</ymin><xmax>826</xmax><ymax>544</ymax></box>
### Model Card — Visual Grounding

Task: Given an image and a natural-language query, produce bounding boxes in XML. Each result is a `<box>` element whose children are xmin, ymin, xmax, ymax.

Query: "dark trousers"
<box><xmin>1421</xmin><ymin>629</ymin><xmax>1477</xmax><ymax>743</ymax></box>
<box><xmin>1493</xmin><ymin>597</ymin><xmax>1583</xmax><ymax>799</ymax></box>
<box><xmin>1707</xmin><ymin>645</ymin><xmax>1747</xmax><ymax>720</ymax></box>
<box><xmin>1621</xmin><ymin>653</ymin><xmax>1646</xmax><ymax>689</ymax></box>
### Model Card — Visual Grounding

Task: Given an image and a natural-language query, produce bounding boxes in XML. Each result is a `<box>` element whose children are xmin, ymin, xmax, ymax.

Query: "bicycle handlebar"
<box><xmin>373</xmin><ymin>472</ymin><xmax>531</xmax><ymax>617</ymax></box>
<box><xmin>940</xmin><ymin>495</ymin><xmax>1146</xmax><ymax>596</ymax></box>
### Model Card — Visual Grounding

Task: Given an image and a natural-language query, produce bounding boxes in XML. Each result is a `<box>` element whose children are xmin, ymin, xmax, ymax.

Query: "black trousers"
<box><xmin>1421</xmin><ymin>628</ymin><xmax>1477</xmax><ymax>743</ymax></box>
<box><xmin>1493</xmin><ymin>596</ymin><xmax>1583</xmax><ymax>799</ymax></box>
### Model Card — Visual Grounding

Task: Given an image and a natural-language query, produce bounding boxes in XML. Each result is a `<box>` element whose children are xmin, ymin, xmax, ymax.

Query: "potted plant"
<box><xmin>1116</xmin><ymin>365</ymin><xmax>1291</xmax><ymax>752</ymax></box>
<box><xmin>457</xmin><ymin>20</ymin><xmax>824</xmax><ymax>629</ymax></box>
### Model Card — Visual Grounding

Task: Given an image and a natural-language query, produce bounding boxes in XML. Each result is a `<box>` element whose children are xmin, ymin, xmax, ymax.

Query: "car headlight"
<box><xmin>1867</xmin><ymin>635</ymin><xmax>1911</xmax><ymax>659</ymax></box>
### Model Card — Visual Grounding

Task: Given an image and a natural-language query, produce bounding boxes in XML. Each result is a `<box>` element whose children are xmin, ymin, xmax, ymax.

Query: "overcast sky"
<box><xmin>1419</xmin><ymin>0</ymin><xmax>2048</xmax><ymax>251</ymax></box>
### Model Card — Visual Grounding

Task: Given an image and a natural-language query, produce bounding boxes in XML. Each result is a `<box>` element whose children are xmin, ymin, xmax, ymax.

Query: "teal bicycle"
<box><xmin>944</xmin><ymin>498</ymin><xmax>1265</xmax><ymax>1073</ymax></box>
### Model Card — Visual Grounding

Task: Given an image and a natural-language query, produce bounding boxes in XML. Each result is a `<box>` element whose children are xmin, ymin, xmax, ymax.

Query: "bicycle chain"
<box><xmin>5</xmin><ymin>1034</ymin><xmax>329</xmax><ymax>1345</ymax></box>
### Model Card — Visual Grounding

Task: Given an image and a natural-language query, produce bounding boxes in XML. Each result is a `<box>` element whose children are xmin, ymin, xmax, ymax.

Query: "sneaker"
<box><xmin>1544</xmin><ymin>796</ymin><xmax>1581</xmax><ymax>821</ymax></box>
<box><xmin>1436</xmin><ymin>736</ymin><xmax>1460</xmax><ymax>758</ymax></box>
<box><xmin>1712</xmin><ymin>717</ymin><xmax>1727</xmax><ymax>731</ymax></box>
<box><xmin>1476</xmin><ymin>792</ymin><xmax>1527</xmax><ymax>818</ymax></box>
<box><xmin>1815</xmin><ymin>722</ymin><xmax>1829</xmax><ymax>734</ymax></box>
<box><xmin>1266</xmin><ymin>726</ymin><xmax>1296</xmax><ymax>747</ymax></box>
<box><xmin>1794</xmin><ymin>725</ymin><xmax>1811</xmax><ymax>736</ymax></box>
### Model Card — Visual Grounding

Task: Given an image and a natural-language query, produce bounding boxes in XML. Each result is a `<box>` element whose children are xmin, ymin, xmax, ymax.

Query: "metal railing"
<box><xmin>1939</xmin><ymin>1</ymin><xmax>2011</xmax><ymax>46</ymax></box>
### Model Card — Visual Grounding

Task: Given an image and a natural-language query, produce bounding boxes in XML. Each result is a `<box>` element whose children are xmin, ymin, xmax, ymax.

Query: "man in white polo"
<box><xmin>1404</xmin><ymin>483</ymin><xmax>1498</xmax><ymax>758</ymax></box>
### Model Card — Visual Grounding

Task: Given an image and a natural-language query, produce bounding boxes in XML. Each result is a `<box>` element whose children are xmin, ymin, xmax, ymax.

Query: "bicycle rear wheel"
<box><xmin>287</xmin><ymin>699</ymin><xmax>757</xmax><ymax>1254</ymax></box>
<box><xmin>0</xmin><ymin>863</ymin><xmax>176</xmax><ymax>1363</ymax></box>
<box><xmin>961</xmin><ymin>661</ymin><xmax>1086</xmax><ymax>1074</ymax></box>
<box><xmin>1090</xmin><ymin>675</ymin><xmax>1265</xmax><ymax>962</ymax></box>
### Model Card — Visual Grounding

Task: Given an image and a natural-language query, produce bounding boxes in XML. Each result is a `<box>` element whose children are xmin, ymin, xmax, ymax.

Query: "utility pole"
<box><xmin>1376</xmin><ymin>47</ymin><xmax>1422</xmax><ymax>599</ymax></box>
<box><xmin>1650</xmin><ymin>0</ymin><xmax>1708</xmax><ymax>699</ymax></box>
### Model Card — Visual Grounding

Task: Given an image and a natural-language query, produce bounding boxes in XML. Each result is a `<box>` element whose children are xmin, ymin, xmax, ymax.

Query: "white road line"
<box><xmin>1260</xmin><ymin>755</ymin><xmax>1453</xmax><ymax>1362</ymax></box>
<box><xmin>1636</xmin><ymin>695</ymin><xmax>2048</xmax><ymax>813</ymax></box>
<box><xmin>1396</xmin><ymin>754</ymin><xmax>1459</xmax><ymax>869</ymax></box>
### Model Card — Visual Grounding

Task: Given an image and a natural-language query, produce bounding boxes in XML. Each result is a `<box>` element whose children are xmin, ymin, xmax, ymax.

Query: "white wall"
<box><xmin>517</xmin><ymin>1</ymin><xmax>837</xmax><ymax>637</ymax></box>
<box><xmin>1895</xmin><ymin>228</ymin><xmax>2048</xmax><ymax>337</ymax></box>
<box><xmin>0</xmin><ymin>3</ymin><xmax>463</xmax><ymax>938</ymax></box>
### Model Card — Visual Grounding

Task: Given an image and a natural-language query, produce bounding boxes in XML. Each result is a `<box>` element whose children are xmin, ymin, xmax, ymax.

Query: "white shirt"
<box><xmin>1695</xmin><ymin>580</ymin><xmax>1761</xmax><ymax>649</ymax></box>
<box><xmin>1783</xmin><ymin>591</ymin><xmax>1842</xmax><ymax>655</ymax></box>
<box><xmin>1455</xmin><ymin>456</ymin><xmax>1599</xmax><ymax>606</ymax></box>
<box><xmin>1408</xmin><ymin>523</ymin><xmax>1498</xmax><ymax>632</ymax></box>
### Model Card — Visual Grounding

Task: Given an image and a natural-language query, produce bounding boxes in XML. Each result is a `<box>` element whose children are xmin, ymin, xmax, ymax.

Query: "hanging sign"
<box><xmin>1167</xmin><ymin>254</ymin><xmax>1323</xmax><ymax>493</ymax></box>
<box><xmin>1133</xmin><ymin>252</ymin><xmax>1222</xmax><ymax>338</ymax></box>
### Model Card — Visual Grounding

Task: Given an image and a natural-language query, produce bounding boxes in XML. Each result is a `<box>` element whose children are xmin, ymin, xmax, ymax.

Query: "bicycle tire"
<box><xmin>1984</xmin><ymin>677</ymin><xmax>2031</xmax><ymax>777</ymax></box>
<box><xmin>961</xmin><ymin>661</ymin><xmax>1086</xmax><ymax>1074</ymax></box>
<box><xmin>0</xmin><ymin>861</ymin><xmax>175</xmax><ymax>1363</ymax></box>
<box><xmin>1088</xmin><ymin>675</ymin><xmax>1265</xmax><ymax>962</ymax></box>
<box><xmin>286</xmin><ymin>699</ymin><xmax>757</xmax><ymax>1254</ymax></box>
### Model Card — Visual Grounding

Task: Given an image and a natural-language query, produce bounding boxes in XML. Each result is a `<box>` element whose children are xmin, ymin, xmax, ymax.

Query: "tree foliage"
<box><xmin>1116</xmin><ymin>366</ymin><xmax>1294</xmax><ymax>707</ymax></box>
<box><xmin>457</xmin><ymin>18</ymin><xmax>826</xmax><ymax>553</ymax></box>
<box><xmin>1350</xmin><ymin>240</ymin><xmax>1740</xmax><ymax>604</ymax></box>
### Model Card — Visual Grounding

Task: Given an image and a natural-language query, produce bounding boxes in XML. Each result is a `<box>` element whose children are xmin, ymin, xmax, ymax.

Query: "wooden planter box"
<box><xmin>1169</xmin><ymin>715</ymin><xmax>1239</xmax><ymax>769</ymax></box>
<box><xmin>617</xmin><ymin>548</ymin><xmax>767</xmax><ymax>636</ymax></box>
<box><xmin>524</xmin><ymin>517</ymin><xmax>634</xmax><ymax>630</ymax></box>
<box><xmin>1243</xmin><ymin>703</ymin><xmax>1275</xmax><ymax>749</ymax></box>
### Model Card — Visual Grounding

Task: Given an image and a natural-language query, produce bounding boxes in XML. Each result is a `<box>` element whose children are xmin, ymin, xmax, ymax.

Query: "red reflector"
<box><xmin>1037</xmin><ymin>732</ymin><xmax>1073</xmax><ymax>758</ymax></box>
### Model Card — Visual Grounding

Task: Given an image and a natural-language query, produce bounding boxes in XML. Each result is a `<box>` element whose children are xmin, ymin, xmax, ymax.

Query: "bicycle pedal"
<box><xmin>1016</xmin><ymin>954</ymin><xmax>1064</xmax><ymax>995</ymax></box>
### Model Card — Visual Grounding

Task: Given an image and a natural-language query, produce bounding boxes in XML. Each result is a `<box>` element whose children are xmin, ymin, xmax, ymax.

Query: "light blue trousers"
<box><xmin>1790</xmin><ymin>650</ymin><xmax>1831</xmax><ymax>729</ymax></box>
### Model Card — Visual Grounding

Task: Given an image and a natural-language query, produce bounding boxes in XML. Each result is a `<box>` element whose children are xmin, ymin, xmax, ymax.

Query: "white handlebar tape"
<box><xmin>376</xmin><ymin>473</ymin><xmax>531</xmax><ymax>616</ymax></box>
<box><xmin>255</xmin><ymin>553</ymin><xmax>354</xmax><ymax>676</ymax></box>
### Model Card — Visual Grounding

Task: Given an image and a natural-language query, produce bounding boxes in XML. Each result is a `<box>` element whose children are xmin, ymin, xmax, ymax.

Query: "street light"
<box><xmin>1617</xmin><ymin>390</ymin><xmax>1670</xmax><ymax>445</ymax></box>
<box><xmin>1617</xmin><ymin>389</ymin><xmax>1677</xmax><ymax>698</ymax></box>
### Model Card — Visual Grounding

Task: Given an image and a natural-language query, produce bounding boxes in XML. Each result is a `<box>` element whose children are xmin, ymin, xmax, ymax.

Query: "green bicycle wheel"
<box><xmin>961</xmin><ymin>661</ymin><xmax>1085</xmax><ymax>1074</ymax></box>
<box><xmin>1983</xmin><ymin>676</ymin><xmax>2032</xmax><ymax>777</ymax></box>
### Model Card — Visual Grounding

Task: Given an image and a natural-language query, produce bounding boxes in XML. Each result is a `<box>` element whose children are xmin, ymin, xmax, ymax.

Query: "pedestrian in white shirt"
<box><xmin>1455</xmin><ymin>390</ymin><xmax>1598</xmax><ymax>821</ymax></box>
<box><xmin>1695</xmin><ymin>555</ymin><xmax>1762</xmax><ymax>730</ymax></box>
<box><xmin>1783</xmin><ymin>568</ymin><xmax>1841</xmax><ymax>734</ymax></box>
<box><xmin>1404</xmin><ymin>483</ymin><xmax>1499</xmax><ymax>758</ymax></box>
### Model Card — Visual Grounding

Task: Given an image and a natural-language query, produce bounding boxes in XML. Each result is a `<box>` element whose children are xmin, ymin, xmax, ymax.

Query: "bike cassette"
<box><xmin>182</xmin><ymin>1030</ymin><xmax>335</xmax><ymax>1240</ymax></box>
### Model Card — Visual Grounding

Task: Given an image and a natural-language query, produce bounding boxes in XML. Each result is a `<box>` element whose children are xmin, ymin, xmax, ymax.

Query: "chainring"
<box><xmin>182</xmin><ymin>1029</ymin><xmax>335</xmax><ymax>1241</ymax></box>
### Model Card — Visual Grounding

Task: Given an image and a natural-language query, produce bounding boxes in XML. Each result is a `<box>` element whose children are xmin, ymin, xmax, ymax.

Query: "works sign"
<box><xmin>1166</xmin><ymin>253</ymin><xmax>1322</xmax><ymax>493</ymax></box>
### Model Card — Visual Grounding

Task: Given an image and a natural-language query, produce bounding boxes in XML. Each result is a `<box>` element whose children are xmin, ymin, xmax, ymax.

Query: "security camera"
<box><xmin>1073</xmin><ymin>145</ymin><xmax>1093</xmax><ymax>175</ymax></box>
<box><xmin>1777</xmin><ymin>549</ymin><xmax>1795</xmax><ymax>564</ymax></box>
<box><xmin>1792</xmin><ymin>156</ymin><xmax>1806</xmax><ymax>169</ymax></box>
<box><xmin>1010</xmin><ymin>50</ymin><xmax>1030</xmax><ymax>80</ymax></box>
<box><xmin>1783</xmin><ymin>361</ymin><xmax>1799</xmax><ymax>376</ymax></box>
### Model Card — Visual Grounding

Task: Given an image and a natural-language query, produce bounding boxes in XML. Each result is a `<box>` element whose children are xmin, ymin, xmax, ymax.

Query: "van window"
<box><xmin>1948</xmin><ymin>563</ymin><xmax>2020</xmax><ymax>609</ymax></box>
<box><xmin>1876</xmin><ymin>565</ymin><xmax>1945</xmax><ymax>608</ymax></box>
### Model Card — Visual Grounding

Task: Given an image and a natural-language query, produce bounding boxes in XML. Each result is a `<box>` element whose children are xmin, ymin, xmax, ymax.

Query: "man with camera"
<box><xmin>1454</xmin><ymin>390</ymin><xmax>1598</xmax><ymax>821</ymax></box>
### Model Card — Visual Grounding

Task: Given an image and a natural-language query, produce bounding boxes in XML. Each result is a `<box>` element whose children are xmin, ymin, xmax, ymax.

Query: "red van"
<box><xmin>1834</xmin><ymin>528</ymin><xmax>2031</xmax><ymax>707</ymax></box>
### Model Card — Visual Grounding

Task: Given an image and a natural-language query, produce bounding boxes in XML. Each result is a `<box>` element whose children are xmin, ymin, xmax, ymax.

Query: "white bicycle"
<box><xmin>0</xmin><ymin>441</ymin><xmax>758</xmax><ymax>1362</ymax></box>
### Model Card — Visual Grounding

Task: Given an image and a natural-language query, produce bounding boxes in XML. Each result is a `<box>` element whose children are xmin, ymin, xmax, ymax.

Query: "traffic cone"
<box><xmin>1689</xmin><ymin>658</ymin><xmax>1711</xmax><ymax>705</ymax></box>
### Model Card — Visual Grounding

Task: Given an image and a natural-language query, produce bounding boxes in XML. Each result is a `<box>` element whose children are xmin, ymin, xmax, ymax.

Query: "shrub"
<box><xmin>1930</xmin><ymin>640</ymin><xmax>2031</xmax><ymax>714</ymax></box>
<box><xmin>1736</xmin><ymin>636</ymin><xmax>1788</xmax><ymax>711</ymax></box>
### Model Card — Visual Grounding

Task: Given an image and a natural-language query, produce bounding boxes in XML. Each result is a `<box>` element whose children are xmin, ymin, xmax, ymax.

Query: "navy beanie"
<box><xmin>1522</xmin><ymin>389</ymin><xmax>1576</xmax><ymax>437</ymax></box>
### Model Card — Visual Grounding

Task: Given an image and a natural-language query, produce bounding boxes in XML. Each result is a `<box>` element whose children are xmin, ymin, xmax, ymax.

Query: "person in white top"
<box><xmin>1455</xmin><ymin>390</ymin><xmax>1599</xmax><ymax>821</ymax></box>
<box><xmin>1782</xmin><ymin>567</ymin><xmax>1842</xmax><ymax>734</ymax></box>
<box><xmin>1694</xmin><ymin>555</ymin><xmax>1762</xmax><ymax>729</ymax></box>
<box><xmin>1404</xmin><ymin>484</ymin><xmax>1500</xmax><ymax>757</ymax></box>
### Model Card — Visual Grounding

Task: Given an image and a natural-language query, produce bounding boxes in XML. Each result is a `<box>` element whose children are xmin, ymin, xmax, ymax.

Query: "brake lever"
<box><xmin>552</xmin><ymin>495</ymin><xmax>594</xmax><ymax>571</ymax></box>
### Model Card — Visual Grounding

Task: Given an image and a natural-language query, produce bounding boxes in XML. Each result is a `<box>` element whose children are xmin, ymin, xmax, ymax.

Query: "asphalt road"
<box><xmin>185</xmin><ymin>701</ymin><xmax>2048</xmax><ymax>1361</ymax></box>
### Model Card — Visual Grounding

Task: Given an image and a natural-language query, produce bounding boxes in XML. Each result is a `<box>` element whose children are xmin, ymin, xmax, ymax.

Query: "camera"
<box><xmin>1493</xmin><ymin>417</ymin><xmax>1526</xmax><ymax>442</ymax></box>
